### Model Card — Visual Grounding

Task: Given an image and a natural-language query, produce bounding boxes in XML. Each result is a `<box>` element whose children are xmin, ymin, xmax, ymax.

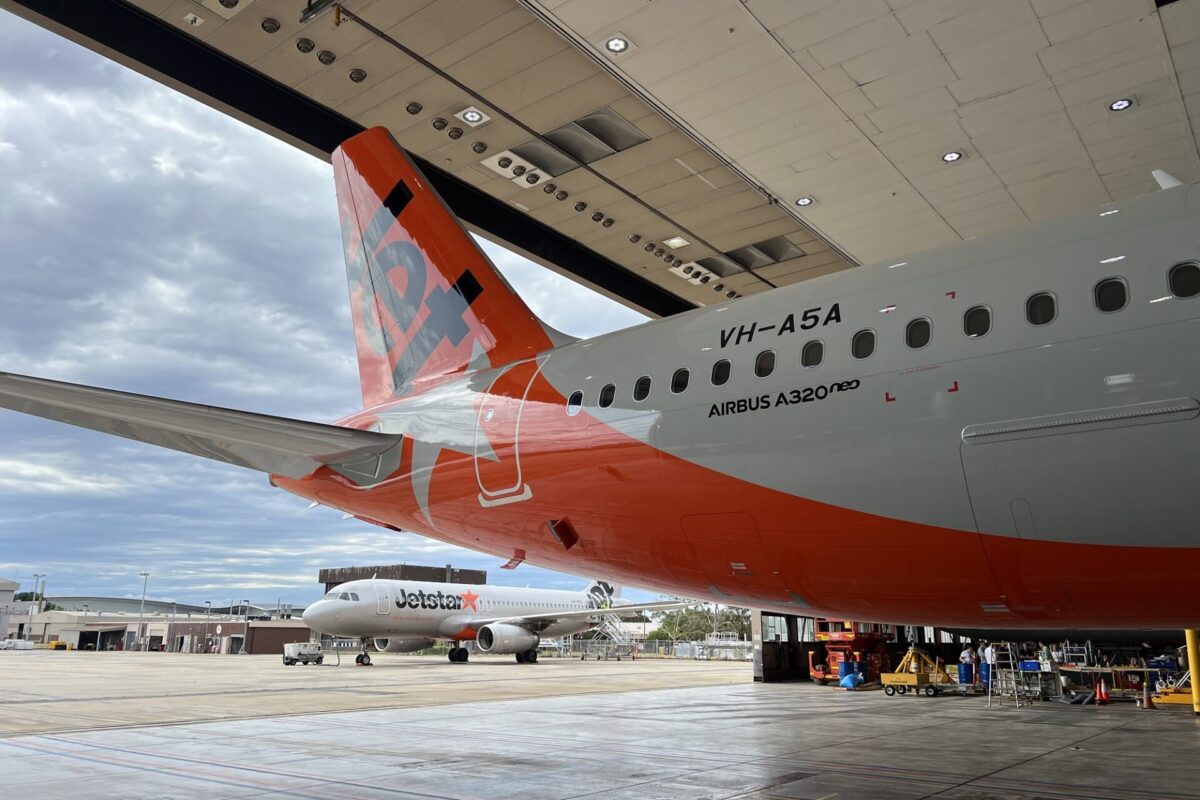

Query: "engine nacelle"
<box><xmin>475</xmin><ymin>623</ymin><xmax>539</xmax><ymax>654</ymax></box>
<box><xmin>373</xmin><ymin>637</ymin><xmax>434</xmax><ymax>653</ymax></box>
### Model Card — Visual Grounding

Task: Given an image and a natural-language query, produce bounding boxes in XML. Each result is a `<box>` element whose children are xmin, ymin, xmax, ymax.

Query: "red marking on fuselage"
<box><xmin>451</xmin><ymin>626</ymin><xmax>477</xmax><ymax>641</ymax></box>
<box><xmin>945</xmin><ymin>291</ymin><xmax>957</xmax><ymax>299</ymax></box>
<box><xmin>460</xmin><ymin>590</ymin><xmax>479</xmax><ymax>611</ymax></box>
<box><xmin>947</xmin><ymin>381</ymin><xmax>959</xmax><ymax>393</ymax></box>
<box><xmin>885</xmin><ymin>392</ymin><xmax>896</xmax><ymax>402</ymax></box>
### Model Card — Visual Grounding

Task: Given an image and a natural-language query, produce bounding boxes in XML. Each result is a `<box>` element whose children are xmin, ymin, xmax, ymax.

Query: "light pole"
<box><xmin>135</xmin><ymin>571</ymin><xmax>150</xmax><ymax>651</ymax></box>
<box><xmin>203</xmin><ymin>601</ymin><xmax>211</xmax><ymax>653</ymax></box>
<box><xmin>242</xmin><ymin>600</ymin><xmax>250</xmax><ymax>623</ymax></box>
<box><xmin>81</xmin><ymin>602</ymin><xmax>89</xmax><ymax>649</ymax></box>
<box><xmin>31</xmin><ymin>573</ymin><xmax>45</xmax><ymax>610</ymax></box>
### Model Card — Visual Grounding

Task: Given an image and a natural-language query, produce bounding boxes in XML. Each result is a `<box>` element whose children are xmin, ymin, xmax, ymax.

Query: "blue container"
<box><xmin>839</xmin><ymin>660</ymin><xmax>865</xmax><ymax>677</ymax></box>
<box><xmin>1019</xmin><ymin>660</ymin><xmax>1041</xmax><ymax>672</ymax></box>
<box><xmin>958</xmin><ymin>663</ymin><xmax>974</xmax><ymax>684</ymax></box>
<box><xmin>980</xmin><ymin>663</ymin><xmax>992</xmax><ymax>686</ymax></box>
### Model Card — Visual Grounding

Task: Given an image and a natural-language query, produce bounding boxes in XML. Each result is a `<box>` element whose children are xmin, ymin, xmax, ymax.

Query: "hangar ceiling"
<box><xmin>5</xmin><ymin>0</ymin><xmax>1200</xmax><ymax>316</ymax></box>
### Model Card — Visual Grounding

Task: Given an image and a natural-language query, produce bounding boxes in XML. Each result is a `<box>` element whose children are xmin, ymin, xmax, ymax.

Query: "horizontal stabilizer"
<box><xmin>0</xmin><ymin>372</ymin><xmax>402</xmax><ymax>484</ymax></box>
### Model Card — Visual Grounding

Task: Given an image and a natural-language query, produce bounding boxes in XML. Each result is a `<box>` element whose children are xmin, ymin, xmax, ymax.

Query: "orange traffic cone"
<box><xmin>1140</xmin><ymin>680</ymin><xmax>1155</xmax><ymax>710</ymax></box>
<box><xmin>1096</xmin><ymin>678</ymin><xmax>1110</xmax><ymax>705</ymax></box>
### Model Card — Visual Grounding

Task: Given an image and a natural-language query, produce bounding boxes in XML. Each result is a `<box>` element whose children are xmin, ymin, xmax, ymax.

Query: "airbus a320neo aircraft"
<box><xmin>2</xmin><ymin>127</ymin><xmax>1199</xmax><ymax>630</ymax></box>
<box><xmin>303</xmin><ymin>578</ymin><xmax>677</xmax><ymax>664</ymax></box>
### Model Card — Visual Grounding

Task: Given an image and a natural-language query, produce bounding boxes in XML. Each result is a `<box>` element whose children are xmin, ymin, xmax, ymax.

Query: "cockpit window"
<box><xmin>349</xmin><ymin>593</ymin><xmax>360</xmax><ymax>601</ymax></box>
<box><xmin>339</xmin><ymin>592</ymin><xmax>351</xmax><ymax>600</ymax></box>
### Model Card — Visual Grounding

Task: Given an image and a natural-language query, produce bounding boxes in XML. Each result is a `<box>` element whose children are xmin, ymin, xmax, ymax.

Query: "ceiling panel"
<box><xmin>30</xmin><ymin>0</ymin><xmax>1198</xmax><ymax>315</ymax></box>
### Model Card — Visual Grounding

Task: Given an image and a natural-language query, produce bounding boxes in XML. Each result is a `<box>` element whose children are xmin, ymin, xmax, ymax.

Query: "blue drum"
<box><xmin>958</xmin><ymin>663</ymin><xmax>974</xmax><ymax>684</ymax></box>
<box><xmin>980</xmin><ymin>663</ymin><xmax>992</xmax><ymax>686</ymax></box>
<box><xmin>839</xmin><ymin>660</ymin><xmax>866</xmax><ymax>678</ymax></box>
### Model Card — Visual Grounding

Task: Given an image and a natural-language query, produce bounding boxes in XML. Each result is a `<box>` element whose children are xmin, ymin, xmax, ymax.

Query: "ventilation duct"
<box><xmin>724</xmin><ymin>236</ymin><xmax>807</xmax><ymax>270</ymax></box>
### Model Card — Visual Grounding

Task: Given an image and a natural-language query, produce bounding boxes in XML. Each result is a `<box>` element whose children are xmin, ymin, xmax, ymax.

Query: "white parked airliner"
<box><xmin>302</xmin><ymin>577</ymin><xmax>684</xmax><ymax>664</ymax></box>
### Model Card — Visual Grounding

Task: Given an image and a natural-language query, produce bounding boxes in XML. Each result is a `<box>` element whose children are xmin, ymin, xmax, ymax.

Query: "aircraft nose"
<box><xmin>302</xmin><ymin>601</ymin><xmax>333</xmax><ymax>633</ymax></box>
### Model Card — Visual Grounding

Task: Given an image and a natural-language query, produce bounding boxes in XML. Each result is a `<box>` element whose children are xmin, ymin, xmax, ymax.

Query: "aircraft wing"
<box><xmin>0</xmin><ymin>372</ymin><xmax>402</xmax><ymax>484</ymax></box>
<box><xmin>472</xmin><ymin>600</ymin><xmax>694</xmax><ymax>627</ymax></box>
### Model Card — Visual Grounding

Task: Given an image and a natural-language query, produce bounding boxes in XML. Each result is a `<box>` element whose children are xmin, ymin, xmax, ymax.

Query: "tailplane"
<box><xmin>333</xmin><ymin>127</ymin><xmax>554</xmax><ymax>406</ymax></box>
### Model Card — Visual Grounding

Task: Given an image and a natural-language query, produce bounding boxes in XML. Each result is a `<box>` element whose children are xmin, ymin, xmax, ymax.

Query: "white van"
<box><xmin>282</xmin><ymin>641</ymin><xmax>323</xmax><ymax>665</ymax></box>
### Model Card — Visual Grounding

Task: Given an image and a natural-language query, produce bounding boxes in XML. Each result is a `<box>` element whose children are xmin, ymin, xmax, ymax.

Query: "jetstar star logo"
<box><xmin>394</xmin><ymin>588</ymin><xmax>479</xmax><ymax>611</ymax></box>
<box><xmin>460</xmin><ymin>590</ymin><xmax>479</xmax><ymax>611</ymax></box>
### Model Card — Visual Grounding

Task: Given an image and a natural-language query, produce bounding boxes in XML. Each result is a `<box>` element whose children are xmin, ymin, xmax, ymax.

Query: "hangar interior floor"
<box><xmin>2</xmin><ymin>653</ymin><xmax>1198</xmax><ymax>799</ymax></box>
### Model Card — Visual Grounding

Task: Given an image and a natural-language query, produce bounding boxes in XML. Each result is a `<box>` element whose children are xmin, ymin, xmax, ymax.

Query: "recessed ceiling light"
<box><xmin>795</xmin><ymin>196</ymin><xmax>814</xmax><ymax>207</ymax></box>
<box><xmin>1100</xmin><ymin>255</ymin><xmax>1126</xmax><ymax>264</ymax></box>
<box><xmin>455</xmin><ymin>106</ymin><xmax>491</xmax><ymax>127</ymax></box>
<box><xmin>260</xmin><ymin>17</ymin><xmax>280</xmax><ymax>33</ymax></box>
<box><xmin>605</xmin><ymin>36</ymin><xmax>629</xmax><ymax>54</ymax></box>
<box><xmin>663</xmin><ymin>236</ymin><xmax>689</xmax><ymax>249</ymax></box>
<box><xmin>942</xmin><ymin>151</ymin><xmax>963</xmax><ymax>163</ymax></box>
<box><xmin>348</xmin><ymin>68</ymin><xmax>367</xmax><ymax>83</ymax></box>
<box><xmin>1109</xmin><ymin>98</ymin><xmax>1133</xmax><ymax>112</ymax></box>
<box><xmin>296</xmin><ymin>37</ymin><xmax>314</xmax><ymax>53</ymax></box>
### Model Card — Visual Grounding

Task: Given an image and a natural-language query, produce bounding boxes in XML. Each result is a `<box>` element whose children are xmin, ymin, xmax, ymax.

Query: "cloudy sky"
<box><xmin>0</xmin><ymin>11</ymin><xmax>647</xmax><ymax>606</ymax></box>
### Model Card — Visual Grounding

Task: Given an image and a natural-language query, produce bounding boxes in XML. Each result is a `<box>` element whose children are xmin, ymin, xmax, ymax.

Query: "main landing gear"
<box><xmin>515</xmin><ymin>648</ymin><xmax>538</xmax><ymax>664</ymax></box>
<box><xmin>448</xmin><ymin>646</ymin><xmax>469</xmax><ymax>663</ymax></box>
<box><xmin>354</xmin><ymin>638</ymin><xmax>372</xmax><ymax>666</ymax></box>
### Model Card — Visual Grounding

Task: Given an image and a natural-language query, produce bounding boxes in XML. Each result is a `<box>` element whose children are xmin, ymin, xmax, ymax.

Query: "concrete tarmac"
<box><xmin>2</xmin><ymin>652</ymin><xmax>1199</xmax><ymax>799</ymax></box>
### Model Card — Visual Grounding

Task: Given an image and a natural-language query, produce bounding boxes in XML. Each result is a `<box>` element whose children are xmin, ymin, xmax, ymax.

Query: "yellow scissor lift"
<box><xmin>882</xmin><ymin>646</ymin><xmax>957</xmax><ymax>697</ymax></box>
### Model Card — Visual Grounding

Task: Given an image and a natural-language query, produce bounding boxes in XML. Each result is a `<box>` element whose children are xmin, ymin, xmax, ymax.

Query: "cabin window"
<box><xmin>1094</xmin><ymin>278</ymin><xmax>1127</xmax><ymax>313</ymax></box>
<box><xmin>633</xmin><ymin>376</ymin><xmax>651</xmax><ymax>401</ymax></box>
<box><xmin>851</xmin><ymin>329</ymin><xmax>875</xmax><ymax>359</ymax></box>
<box><xmin>598</xmin><ymin>383</ymin><xmax>616</xmax><ymax>408</ymax></box>
<box><xmin>566</xmin><ymin>391</ymin><xmax>583</xmax><ymax>416</ymax></box>
<box><xmin>1169</xmin><ymin>262</ymin><xmax>1200</xmax><ymax>298</ymax></box>
<box><xmin>1025</xmin><ymin>292</ymin><xmax>1056</xmax><ymax>326</ymax></box>
<box><xmin>963</xmin><ymin>305</ymin><xmax>990</xmax><ymax>338</ymax></box>
<box><xmin>801</xmin><ymin>340</ymin><xmax>823</xmax><ymax>369</ymax></box>
<box><xmin>671</xmin><ymin>368</ymin><xmax>690</xmax><ymax>394</ymax></box>
<box><xmin>905</xmin><ymin>318</ymin><xmax>931</xmax><ymax>349</ymax></box>
<box><xmin>711</xmin><ymin>359</ymin><xmax>731</xmax><ymax>386</ymax></box>
<box><xmin>754</xmin><ymin>350</ymin><xmax>775</xmax><ymax>378</ymax></box>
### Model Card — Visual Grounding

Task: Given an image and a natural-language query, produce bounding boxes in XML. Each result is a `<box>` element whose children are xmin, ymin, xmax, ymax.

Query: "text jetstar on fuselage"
<box><xmin>395</xmin><ymin>588</ymin><xmax>478</xmax><ymax>611</ymax></box>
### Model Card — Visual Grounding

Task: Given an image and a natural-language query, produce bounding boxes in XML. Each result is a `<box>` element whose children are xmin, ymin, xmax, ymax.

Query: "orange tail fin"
<box><xmin>333</xmin><ymin>127</ymin><xmax>553</xmax><ymax>406</ymax></box>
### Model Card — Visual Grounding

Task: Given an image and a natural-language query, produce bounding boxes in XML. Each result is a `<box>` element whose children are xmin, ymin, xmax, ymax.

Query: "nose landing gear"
<box><xmin>354</xmin><ymin>638</ymin><xmax>372</xmax><ymax>666</ymax></box>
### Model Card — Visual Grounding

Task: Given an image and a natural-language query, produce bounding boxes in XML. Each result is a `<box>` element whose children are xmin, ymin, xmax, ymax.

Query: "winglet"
<box><xmin>1152</xmin><ymin>169</ymin><xmax>1183</xmax><ymax>190</ymax></box>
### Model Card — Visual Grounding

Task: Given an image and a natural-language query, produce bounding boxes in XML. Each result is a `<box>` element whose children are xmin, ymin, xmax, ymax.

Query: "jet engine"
<box><xmin>475</xmin><ymin>623</ymin><xmax>539</xmax><ymax>654</ymax></box>
<box><xmin>373</xmin><ymin>638</ymin><xmax>435</xmax><ymax>653</ymax></box>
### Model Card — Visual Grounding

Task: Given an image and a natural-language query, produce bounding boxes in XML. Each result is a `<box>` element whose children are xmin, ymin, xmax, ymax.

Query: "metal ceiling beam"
<box><xmin>0</xmin><ymin>0</ymin><xmax>694</xmax><ymax>318</ymax></box>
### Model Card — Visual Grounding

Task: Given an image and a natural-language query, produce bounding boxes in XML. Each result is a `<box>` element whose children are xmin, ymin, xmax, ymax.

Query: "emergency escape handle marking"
<box><xmin>473</xmin><ymin>355</ymin><xmax>548</xmax><ymax>507</ymax></box>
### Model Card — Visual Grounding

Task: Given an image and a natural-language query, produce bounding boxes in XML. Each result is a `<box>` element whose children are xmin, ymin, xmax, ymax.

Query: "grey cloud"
<box><xmin>0</xmin><ymin>11</ymin><xmax>648</xmax><ymax>606</ymax></box>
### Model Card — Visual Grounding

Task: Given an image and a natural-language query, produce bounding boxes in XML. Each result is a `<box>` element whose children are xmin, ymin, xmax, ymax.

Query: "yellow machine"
<box><xmin>882</xmin><ymin>646</ymin><xmax>956</xmax><ymax>697</ymax></box>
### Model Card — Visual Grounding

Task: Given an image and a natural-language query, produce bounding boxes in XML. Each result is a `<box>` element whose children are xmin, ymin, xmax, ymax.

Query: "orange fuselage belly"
<box><xmin>274</xmin><ymin>374</ymin><xmax>1200</xmax><ymax>630</ymax></box>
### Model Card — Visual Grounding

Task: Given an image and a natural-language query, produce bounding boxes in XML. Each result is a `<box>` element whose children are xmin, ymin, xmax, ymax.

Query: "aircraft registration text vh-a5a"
<box><xmin>3</xmin><ymin>127</ymin><xmax>1200</xmax><ymax>630</ymax></box>
<box><xmin>302</xmin><ymin>577</ymin><xmax>674</xmax><ymax>664</ymax></box>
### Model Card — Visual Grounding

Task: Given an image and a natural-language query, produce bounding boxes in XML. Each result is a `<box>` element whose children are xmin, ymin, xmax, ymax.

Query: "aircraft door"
<box><xmin>474</xmin><ymin>357</ymin><xmax>546</xmax><ymax>507</ymax></box>
<box><xmin>375</xmin><ymin>583</ymin><xmax>390</xmax><ymax>616</ymax></box>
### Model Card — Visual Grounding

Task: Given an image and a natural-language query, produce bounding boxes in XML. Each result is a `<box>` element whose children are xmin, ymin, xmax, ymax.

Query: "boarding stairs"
<box><xmin>581</xmin><ymin>612</ymin><xmax>638</xmax><ymax>660</ymax></box>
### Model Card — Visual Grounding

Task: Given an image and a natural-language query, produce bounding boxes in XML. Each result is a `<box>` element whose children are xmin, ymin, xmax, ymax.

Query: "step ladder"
<box><xmin>988</xmin><ymin>642</ymin><xmax>1026</xmax><ymax>707</ymax></box>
